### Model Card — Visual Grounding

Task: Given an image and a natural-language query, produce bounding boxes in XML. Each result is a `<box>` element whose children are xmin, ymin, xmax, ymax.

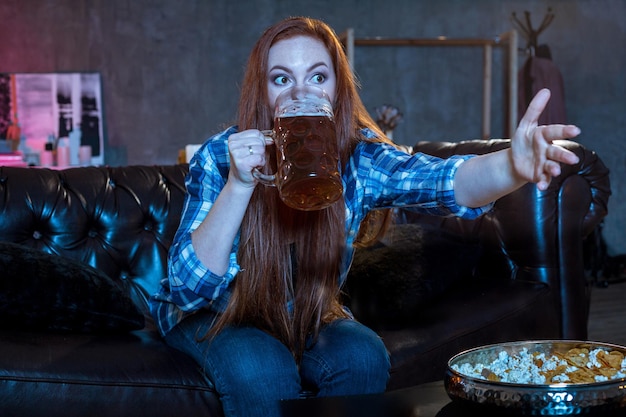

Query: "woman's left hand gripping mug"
<box><xmin>253</xmin><ymin>86</ymin><xmax>343</xmax><ymax>211</ymax></box>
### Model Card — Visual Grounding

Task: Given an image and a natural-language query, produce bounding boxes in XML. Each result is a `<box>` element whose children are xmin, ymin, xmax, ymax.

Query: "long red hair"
<box><xmin>206</xmin><ymin>17</ymin><xmax>394</xmax><ymax>361</ymax></box>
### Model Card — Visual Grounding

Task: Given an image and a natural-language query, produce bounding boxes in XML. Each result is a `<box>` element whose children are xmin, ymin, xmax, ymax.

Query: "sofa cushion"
<box><xmin>0</xmin><ymin>242</ymin><xmax>144</xmax><ymax>332</ymax></box>
<box><xmin>0</xmin><ymin>328</ymin><xmax>222</xmax><ymax>417</ymax></box>
<box><xmin>346</xmin><ymin>223</ymin><xmax>482</xmax><ymax>329</ymax></box>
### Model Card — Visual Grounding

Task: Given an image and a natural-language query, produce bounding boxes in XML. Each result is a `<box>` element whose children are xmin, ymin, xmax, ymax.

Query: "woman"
<box><xmin>150</xmin><ymin>16</ymin><xmax>580</xmax><ymax>417</ymax></box>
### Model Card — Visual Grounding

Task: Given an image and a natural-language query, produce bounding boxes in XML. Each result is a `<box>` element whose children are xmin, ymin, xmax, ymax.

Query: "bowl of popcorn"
<box><xmin>445</xmin><ymin>340</ymin><xmax>626</xmax><ymax>415</ymax></box>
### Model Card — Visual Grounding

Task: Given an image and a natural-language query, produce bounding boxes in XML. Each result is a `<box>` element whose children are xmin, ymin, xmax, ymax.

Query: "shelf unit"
<box><xmin>340</xmin><ymin>28</ymin><xmax>519</xmax><ymax>139</ymax></box>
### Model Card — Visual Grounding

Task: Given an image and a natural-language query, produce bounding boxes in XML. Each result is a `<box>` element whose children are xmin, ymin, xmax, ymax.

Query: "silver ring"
<box><xmin>248</xmin><ymin>145</ymin><xmax>253</xmax><ymax>155</ymax></box>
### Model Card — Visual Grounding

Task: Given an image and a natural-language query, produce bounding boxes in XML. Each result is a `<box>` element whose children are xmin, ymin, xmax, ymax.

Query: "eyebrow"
<box><xmin>269</xmin><ymin>62</ymin><xmax>329</xmax><ymax>73</ymax></box>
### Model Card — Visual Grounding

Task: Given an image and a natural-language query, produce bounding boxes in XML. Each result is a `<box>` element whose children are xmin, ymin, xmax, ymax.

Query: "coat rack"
<box><xmin>512</xmin><ymin>8</ymin><xmax>565</xmax><ymax>125</ymax></box>
<box><xmin>511</xmin><ymin>8</ymin><xmax>555</xmax><ymax>57</ymax></box>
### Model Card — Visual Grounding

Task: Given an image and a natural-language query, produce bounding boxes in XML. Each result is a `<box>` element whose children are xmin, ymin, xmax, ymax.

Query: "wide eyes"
<box><xmin>272</xmin><ymin>72</ymin><xmax>326</xmax><ymax>86</ymax></box>
<box><xmin>311</xmin><ymin>73</ymin><xmax>326</xmax><ymax>84</ymax></box>
<box><xmin>274</xmin><ymin>75</ymin><xmax>290</xmax><ymax>86</ymax></box>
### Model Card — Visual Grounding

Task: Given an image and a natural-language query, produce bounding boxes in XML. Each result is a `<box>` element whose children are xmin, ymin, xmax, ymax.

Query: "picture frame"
<box><xmin>0</xmin><ymin>72</ymin><xmax>105</xmax><ymax>166</ymax></box>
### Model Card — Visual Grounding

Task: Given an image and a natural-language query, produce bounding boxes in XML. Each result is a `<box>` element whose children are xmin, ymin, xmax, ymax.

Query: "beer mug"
<box><xmin>253</xmin><ymin>86</ymin><xmax>343</xmax><ymax>211</ymax></box>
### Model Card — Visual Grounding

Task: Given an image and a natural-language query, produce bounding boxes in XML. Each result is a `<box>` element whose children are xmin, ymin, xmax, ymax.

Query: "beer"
<box><xmin>274</xmin><ymin>115</ymin><xmax>342</xmax><ymax>211</ymax></box>
<box><xmin>253</xmin><ymin>86</ymin><xmax>343</xmax><ymax>210</ymax></box>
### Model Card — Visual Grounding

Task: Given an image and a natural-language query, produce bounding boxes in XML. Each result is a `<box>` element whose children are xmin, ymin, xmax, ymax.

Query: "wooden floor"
<box><xmin>587</xmin><ymin>280</ymin><xmax>626</xmax><ymax>346</ymax></box>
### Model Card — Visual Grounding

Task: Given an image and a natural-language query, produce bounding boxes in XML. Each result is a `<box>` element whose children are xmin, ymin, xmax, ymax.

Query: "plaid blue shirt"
<box><xmin>149</xmin><ymin>126</ymin><xmax>492</xmax><ymax>335</ymax></box>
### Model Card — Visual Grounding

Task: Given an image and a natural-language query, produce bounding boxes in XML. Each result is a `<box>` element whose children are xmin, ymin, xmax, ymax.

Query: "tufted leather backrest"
<box><xmin>0</xmin><ymin>165</ymin><xmax>188</xmax><ymax>315</ymax></box>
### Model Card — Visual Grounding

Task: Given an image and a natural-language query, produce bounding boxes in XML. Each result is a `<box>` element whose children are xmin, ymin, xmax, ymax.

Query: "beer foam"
<box><xmin>278</xmin><ymin>97</ymin><xmax>333</xmax><ymax>118</ymax></box>
<box><xmin>280</xmin><ymin>111</ymin><xmax>332</xmax><ymax>118</ymax></box>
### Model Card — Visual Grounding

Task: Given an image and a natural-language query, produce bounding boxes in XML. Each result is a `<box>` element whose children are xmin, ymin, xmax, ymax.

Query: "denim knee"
<box><xmin>165</xmin><ymin>316</ymin><xmax>302</xmax><ymax>417</ymax></box>
<box><xmin>301</xmin><ymin>319</ymin><xmax>390</xmax><ymax>396</ymax></box>
<box><xmin>204</xmin><ymin>326</ymin><xmax>303</xmax><ymax>417</ymax></box>
<box><xmin>205</xmin><ymin>326</ymin><xmax>301</xmax><ymax>389</ymax></box>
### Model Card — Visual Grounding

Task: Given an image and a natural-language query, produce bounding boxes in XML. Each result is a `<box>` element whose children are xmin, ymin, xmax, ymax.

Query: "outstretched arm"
<box><xmin>454</xmin><ymin>88</ymin><xmax>581</xmax><ymax>208</ymax></box>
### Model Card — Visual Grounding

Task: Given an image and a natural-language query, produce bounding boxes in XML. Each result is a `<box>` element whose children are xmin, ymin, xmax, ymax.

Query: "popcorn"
<box><xmin>451</xmin><ymin>347</ymin><xmax>626</xmax><ymax>384</ymax></box>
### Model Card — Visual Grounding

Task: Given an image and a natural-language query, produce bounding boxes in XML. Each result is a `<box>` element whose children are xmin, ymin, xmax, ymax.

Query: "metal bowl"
<box><xmin>445</xmin><ymin>340</ymin><xmax>626</xmax><ymax>415</ymax></box>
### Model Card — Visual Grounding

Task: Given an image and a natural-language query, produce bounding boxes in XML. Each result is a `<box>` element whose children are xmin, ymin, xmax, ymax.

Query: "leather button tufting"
<box><xmin>88</xmin><ymin>230</ymin><xmax>98</xmax><ymax>238</ymax></box>
<box><xmin>33</xmin><ymin>230</ymin><xmax>42</xmax><ymax>239</ymax></box>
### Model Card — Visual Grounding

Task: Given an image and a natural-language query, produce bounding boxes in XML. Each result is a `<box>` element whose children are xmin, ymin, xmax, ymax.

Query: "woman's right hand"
<box><xmin>227</xmin><ymin>129</ymin><xmax>270</xmax><ymax>188</ymax></box>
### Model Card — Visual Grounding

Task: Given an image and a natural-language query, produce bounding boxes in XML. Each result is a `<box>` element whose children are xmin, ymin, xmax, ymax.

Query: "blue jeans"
<box><xmin>164</xmin><ymin>312</ymin><xmax>390</xmax><ymax>417</ymax></box>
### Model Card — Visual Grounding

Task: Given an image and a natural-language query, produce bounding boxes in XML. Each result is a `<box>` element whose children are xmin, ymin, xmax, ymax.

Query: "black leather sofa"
<box><xmin>0</xmin><ymin>139</ymin><xmax>610</xmax><ymax>416</ymax></box>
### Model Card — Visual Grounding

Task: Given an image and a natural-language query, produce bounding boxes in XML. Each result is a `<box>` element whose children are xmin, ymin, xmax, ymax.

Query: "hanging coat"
<box><xmin>518</xmin><ymin>54</ymin><xmax>567</xmax><ymax>125</ymax></box>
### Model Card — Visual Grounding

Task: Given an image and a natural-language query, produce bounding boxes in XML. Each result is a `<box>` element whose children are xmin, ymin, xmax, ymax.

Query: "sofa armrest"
<box><xmin>408</xmin><ymin>139</ymin><xmax>611</xmax><ymax>338</ymax></box>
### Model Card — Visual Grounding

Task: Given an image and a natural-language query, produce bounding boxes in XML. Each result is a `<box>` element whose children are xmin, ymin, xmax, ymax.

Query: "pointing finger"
<box><xmin>519</xmin><ymin>88</ymin><xmax>551</xmax><ymax>131</ymax></box>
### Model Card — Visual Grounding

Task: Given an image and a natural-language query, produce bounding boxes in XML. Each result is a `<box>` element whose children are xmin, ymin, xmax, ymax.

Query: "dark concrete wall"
<box><xmin>1</xmin><ymin>0</ymin><xmax>625</xmax><ymax>254</ymax></box>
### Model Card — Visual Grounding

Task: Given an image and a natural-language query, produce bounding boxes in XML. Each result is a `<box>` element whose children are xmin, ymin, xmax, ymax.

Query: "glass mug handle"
<box><xmin>251</xmin><ymin>130</ymin><xmax>275</xmax><ymax>186</ymax></box>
